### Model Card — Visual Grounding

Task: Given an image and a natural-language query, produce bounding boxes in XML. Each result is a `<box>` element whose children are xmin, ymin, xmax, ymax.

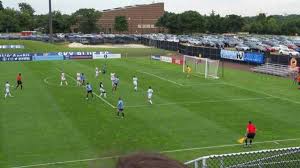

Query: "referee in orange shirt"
<box><xmin>245</xmin><ymin>121</ymin><xmax>256</xmax><ymax>147</ymax></box>
<box><xmin>16</xmin><ymin>73</ymin><xmax>23</xmax><ymax>90</ymax></box>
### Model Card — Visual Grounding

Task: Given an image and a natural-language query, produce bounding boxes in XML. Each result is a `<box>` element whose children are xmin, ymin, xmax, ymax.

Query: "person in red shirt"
<box><xmin>16</xmin><ymin>73</ymin><xmax>23</xmax><ymax>90</ymax></box>
<box><xmin>245</xmin><ymin>121</ymin><xmax>256</xmax><ymax>147</ymax></box>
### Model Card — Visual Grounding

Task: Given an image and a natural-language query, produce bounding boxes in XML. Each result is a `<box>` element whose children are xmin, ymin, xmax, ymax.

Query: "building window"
<box><xmin>138</xmin><ymin>24</ymin><xmax>156</xmax><ymax>29</ymax></box>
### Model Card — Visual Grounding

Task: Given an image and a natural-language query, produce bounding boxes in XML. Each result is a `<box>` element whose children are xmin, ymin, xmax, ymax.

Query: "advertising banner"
<box><xmin>172</xmin><ymin>57</ymin><xmax>183</xmax><ymax>65</ymax></box>
<box><xmin>92</xmin><ymin>53</ymin><xmax>121</xmax><ymax>59</ymax></box>
<box><xmin>160</xmin><ymin>56</ymin><xmax>172</xmax><ymax>63</ymax></box>
<box><xmin>221</xmin><ymin>50</ymin><xmax>245</xmax><ymax>61</ymax></box>
<box><xmin>32</xmin><ymin>55</ymin><xmax>64</xmax><ymax>61</ymax></box>
<box><xmin>0</xmin><ymin>45</ymin><xmax>24</xmax><ymax>49</ymax></box>
<box><xmin>69</xmin><ymin>55</ymin><xmax>93</xmax><ymax>60</ymax></box>
<box><xmin>0</xmin><ymin>53</ymin><xmax>32</xmax><ymax>57</ymax></box>
<box><xmin>0</xmin><ymin>56</ymin><xmax>32</xmax><ymax>62</ymax></box>
<box><xmin>151</xmin><ymin>55</ymin><xmax>161</xmax><ymax>61</ymax></box>
<box><xmin>244</xmin><ymin>52</ymin><xmax>265</xmax><ymax>64</ymax></box>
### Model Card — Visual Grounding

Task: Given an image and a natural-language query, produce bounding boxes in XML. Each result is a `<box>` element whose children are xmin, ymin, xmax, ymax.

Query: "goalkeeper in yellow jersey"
<box><xmin>186</xmin><ymin>65</ymin><xmax>192</xmax><ymax>78</ymax></box>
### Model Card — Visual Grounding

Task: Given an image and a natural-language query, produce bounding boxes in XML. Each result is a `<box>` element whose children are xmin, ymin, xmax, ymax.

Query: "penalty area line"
<box><xmin>138</xmin><ymin>71</ymin><xmax>184</xmax><ymax>86</ymax></box>
<box><xmin>125</xmin><ymin>97</ymin><xmax>276</xmax><ymax>108</ymax></box>
<box><xmin>10</xmin><ymin>137</ymin><xmax>300</xmax><ymax>168</ymax></box>
<box><xmin>55</xmin><ymin>68</ymin><xmax>116</xmax><ymax>109</ymax></box>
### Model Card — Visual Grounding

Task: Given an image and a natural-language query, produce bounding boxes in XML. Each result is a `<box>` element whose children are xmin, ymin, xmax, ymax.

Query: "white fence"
<box><xmin>185</xmin><ymin>147</ymin><xmax>300</xmax><ymax>168</ymax></box>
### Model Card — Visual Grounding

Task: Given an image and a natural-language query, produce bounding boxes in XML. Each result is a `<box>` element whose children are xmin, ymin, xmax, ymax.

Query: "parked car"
<box><xmin>261</xmin><ymin>44</ymin><xmax>275</xmax><ymax>52</ymax></box>
<box><xmin>236</xmin><ymin>44</ymin><xmax>250</xmax><ymax>51</ymax></box>
<box><xmin>279</xmin><ymin>48</ymin><xmax>300</xmax><ymax>56</ymax></box>
<box><xmin>272</xmin><ymin>45</ymin><xmax>288</xmax><ymax>51</ymax></box>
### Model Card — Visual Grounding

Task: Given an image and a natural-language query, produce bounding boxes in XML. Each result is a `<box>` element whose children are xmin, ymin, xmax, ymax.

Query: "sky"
<box><xmin>3</xmin><ymin>0</ymin><xmax>300</xmax><ymax>16</ymax></box>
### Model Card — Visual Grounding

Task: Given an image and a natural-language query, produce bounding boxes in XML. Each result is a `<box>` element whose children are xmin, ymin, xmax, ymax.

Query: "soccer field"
<box><xmin>1</xmin><ymin>56</ymin><xmax>300</xmax><ymax>168</ymax></box>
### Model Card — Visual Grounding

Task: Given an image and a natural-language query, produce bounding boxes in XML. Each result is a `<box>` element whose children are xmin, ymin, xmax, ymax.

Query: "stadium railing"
<box><xmin>184</xmin><ymin>147</ymin><xmax>300</xmax><ymax>168</ymax></box>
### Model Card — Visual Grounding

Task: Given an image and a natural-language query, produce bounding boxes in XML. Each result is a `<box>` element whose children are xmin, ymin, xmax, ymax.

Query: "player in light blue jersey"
<box><xmin>117</xmin><ymin>97</ymin><xmax>124</xmax><ymax>118</ymax></box>
<box><xmin>86</xmin><ymin>83</ymin><xmax>93</xmax><ymax>100</ymax></box>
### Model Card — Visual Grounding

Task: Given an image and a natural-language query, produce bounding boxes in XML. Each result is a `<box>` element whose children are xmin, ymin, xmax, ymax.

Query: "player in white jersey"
<box><xmin>60</xmin><ymin>72</ymin><xmax>68</xmax><ymax>86</ymax></box>
<box><xmin>99</xmin><ymin>82</ymin><xmax>107</xmax><ymax>98</ymax></box>
<box><xmin>95</xmin><ymin>67</ymin><xmax>100</xmax><ymax>78</ymax></box>
<box><xmin>110</xmin><ymin>73</ymin><xmax>116</xmax><ymax>86</ymax></box>
<box><xmin>133</xmin><ymin>76</ymin><xmax>138</xmax><ymax>91</ymax></box>
<box><xmin>76</xmin><ymin>73</ymin><xmax>81</xmax><ymax>86</ymax></box>
<box><xmin>4</xmin><ymin>81</ymin><xmax>13</xmax><ymax>98</ymax></box>
<box><xmin>147</xmin><ymin>86</ymin><xmax>154</xmax><ymax>104</ymax></box>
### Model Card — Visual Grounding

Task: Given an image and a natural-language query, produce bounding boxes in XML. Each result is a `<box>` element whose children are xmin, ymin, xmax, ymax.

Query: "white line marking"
<box><xmin>222</xmin><ymin>82</ymin><xmax>300</xmax><ymax>105</ymax></box>
<box><xmin>125</xmin><ymin>97</ymin><xmax>275</xmax><ymax>108</ymax></box>
<box><xmin>43</xmin><ymin>76</ymin><xmax>77</xmax><ymax>88</ymax></box>
<box><xmin>10</xmin><ymin>138</ymin><xmax>300</xmax><ymax>168</ymax></box>
<box><xmin>182</xmin><ymin>83</ymin><xmax>226</xmax><ymax>87</ymax></box>
<box><xmin>55</xmin><ymin>68</ymin><xmax>116</xmax><ymax>109</ymax></box>
<box><xmin>93</xmin><ymin>92</ymin><xmax>116</xmax><ymax>109</ymax></box>
<box><xmin>190</xmin><ymin>75</ymin><xmax>300</xmax><ymax>105</ymax></box>
<box><xmin>138</xmin><ymin>71</ymin><xmax>184</xmax><ymax>86</ymax></box>
<box><xmin>274</xmin><ymin>141</ymin><xmax>280</xmax><ymax>145</ymax></box>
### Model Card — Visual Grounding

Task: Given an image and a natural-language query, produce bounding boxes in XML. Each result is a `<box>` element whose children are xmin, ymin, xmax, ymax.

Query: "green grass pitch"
<box><xmin>1</xmin><ymin>41</ymin><xmax>300</xmax><ymax>168</ymax></box>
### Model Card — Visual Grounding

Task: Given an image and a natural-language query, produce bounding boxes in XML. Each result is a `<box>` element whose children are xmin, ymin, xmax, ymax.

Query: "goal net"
<box><xmin>183</xmin><ymin>55</ymin><xmax>220</xmax><ymax>79</ymax></box>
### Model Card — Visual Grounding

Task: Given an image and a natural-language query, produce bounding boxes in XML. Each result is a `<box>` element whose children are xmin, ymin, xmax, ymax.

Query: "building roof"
<box><xmin>101</xmin><ymin>3</ymin><xmax>164</xmax><ymax>13</ymax></box>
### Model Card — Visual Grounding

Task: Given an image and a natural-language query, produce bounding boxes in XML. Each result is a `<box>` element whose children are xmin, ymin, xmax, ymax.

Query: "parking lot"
<box><xmin>1</xmin><ymin>33</ymin><xmax>300</xmax><ymax>57</ymax></box>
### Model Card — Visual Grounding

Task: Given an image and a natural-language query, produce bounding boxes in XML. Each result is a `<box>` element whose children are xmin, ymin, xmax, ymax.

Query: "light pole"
<box><xmin>49</xmin><ymin>0</ymin><xmax>53</xmax><ymax>42</ymax></box>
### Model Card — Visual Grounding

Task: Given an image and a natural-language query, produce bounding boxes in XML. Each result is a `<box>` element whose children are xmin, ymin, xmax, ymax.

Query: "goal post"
<box><xmin>183</xmin><ymin>55</ymin><xmax>220</xmax><ymax>79</ymax></box>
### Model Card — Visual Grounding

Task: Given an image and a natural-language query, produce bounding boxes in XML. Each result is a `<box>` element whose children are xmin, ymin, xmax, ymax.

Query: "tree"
<box><xmin>223</xmin><ymin>14</ymin><xmax>244</xmax><ymax>32</ymax></box>
<box><xmin>156</xmin><ymin>12</ymin><xmax>180</xmax><ymax>34</ymax></box>
<box><xmin>71</xmin><ymin>8</ymin><xmax>101</xmax><ymax>33</ymax></box>
<box><xmin>19</xmin><ymin>3</ymin><xmax>35</xmax><ymax>16</ymax></box>
<box><xmin>114</xmin><ymin>16</ymin><xmax>128</xmax><ymax>32</ymax></box>
<box><xmin>206</xmin><ymin>10</ymin><xmax>224</xmax><ymax>33</ymax></box>
<box><xmin>0</xmin><ymin>8</ymin><xmax>20</xmax><ymax>32</ymax></box>
<box><xmin>18</xmin><ymin>3</ymin><xmax>35</xmax><ymax>30</ymax></box>
<box><xmin>179</xmin><ymin>11</ymin><xmax>205</xmax><ymax>33</ymax></box>
<box><xmin>0</xmin><ymin>1</ymin><xmax>4</xmax><ymax>11</ymax></box>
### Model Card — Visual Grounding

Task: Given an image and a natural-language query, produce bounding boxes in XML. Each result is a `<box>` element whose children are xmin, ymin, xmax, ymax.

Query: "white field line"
<box><xmin>125</xmin><ymin>97</ymin><xmax>275</xmax><ymax>108</ymax></box>
<box><xmin>182</xmin><ymin>83</ymin><xmax>227</xmax><ymax>87</ymax></box>
<box><xmin>10</xmin><ymin>138</ymin><xmax>300</xmax><ymax>168</ymax></box>
<box><xmin>222</xmin><ymin>82</ymin><xmax>300</xmax><ymax>105</ymax></box>
<box><xmin>138</xmin><ymin>71</ymin><xmax>184</xmax><ymax>86</ymax></box>
<box><xmin>190</xmin><ymin>74</ymin><xmax>300</xmax><ymax>105</ymax></box>
<box><xmin>55</xmin><ymin>68</ymin><xmax>116</xmax><ymax>109</ymax></box>
<box><xmin>43</xmin><ymin>76</ymin><xmax>77</xmax><ymax>88</ymax></box>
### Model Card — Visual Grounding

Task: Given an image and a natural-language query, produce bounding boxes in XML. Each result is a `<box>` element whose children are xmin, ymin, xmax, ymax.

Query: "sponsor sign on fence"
<box><xmin>172</xmin><ymin>57</ymin><xmax>183</xmax><ymax>65</ymax></box>
<box><xmin>221</xmin><ymin>50</ymin><xmax>265</xmax><ymax>64</ymax></box>
<box><xmin>0</xmin><ymin>51</ymin><xmax>120</xmax><ymax>61</ymax></box>
<box><xmin>32</xmin><ymin>55</ymin><xmax>64</xmax><ymax>61</ymax></box>
<box><xmin>0</xmin><ymin>45</ymin><xmax>24</xmax><ymax>49</ymax></box>
<box><xmin>151</xmin><ymin>55</ymin><xmax>183</xmax><ymax>65</ymax></box>
<box><xmin>0</xmin><ymin>53</ymin><xmax>32</xmax><ymax>62</ymax></box>
<box><xmin>0</xmin><ymin>56</ymin><xmax>31</xmax><ymax>62</ymax></box>
<box><xmin>221</xmin><ymin>50</ymin><xmax>245</xmax><ymax>61</ymax></box>
<box><xmin>160</xmin><ymin>56</ymin><xmax>172</xmax><ymax>63</ymax></box>
<box><xmin>92</xmin><ymin>53</ymin><xmax>121</xmax><ymax>59</ymax></box>
<box><xmin>151</xmin><ymin>55</ymin><xmax>161</xmax><ymax>61</ymax></box>
<box><xmin>244</xmin><ymin>52</ymin><xmax>264</xmax><ymax>64</ymax></box>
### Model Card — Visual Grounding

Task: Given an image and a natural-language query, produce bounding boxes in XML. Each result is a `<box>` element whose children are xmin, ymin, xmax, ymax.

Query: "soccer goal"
<box><xmin>183</xmin><ymin>55</ymin><xmax>220</xmax><ymax>79</ymax></box>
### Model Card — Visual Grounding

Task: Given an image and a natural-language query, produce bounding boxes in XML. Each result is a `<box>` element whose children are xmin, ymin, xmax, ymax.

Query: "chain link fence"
<box><xmin>185</xmin><ymin>147</ymin><xmax>300</xmax><ymax>168</ymax></box>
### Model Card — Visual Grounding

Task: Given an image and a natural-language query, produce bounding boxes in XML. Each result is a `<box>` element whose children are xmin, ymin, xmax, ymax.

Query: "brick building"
<box><xmin>98</xmin><ymin>3</ymin><xmax>165</xmax><ymax>34</ymax></box>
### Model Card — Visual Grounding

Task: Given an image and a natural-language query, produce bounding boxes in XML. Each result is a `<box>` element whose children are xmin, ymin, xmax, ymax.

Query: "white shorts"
<box><xmin>133</xmin><ymin>81</ymin><xmax>138</xmax><ymax>86</ymax></box>
<box><xmin>6</xmin><ymin>89</ymin><xmax>10</xmax><ymax>93</ymax></box>
<box><xmin>61</xmin><ymin>77</ymin><xmax>66</xmax><ymax>81</ymax></box>
<box><xmin>100</xmin><ymin>88</ymin><xmax>106</xmax><ymax>93</ymax></box>
<box><xmin>148</xmin><ymin>94</ymin><xmax>152</xmax><ymax>99</ymax></box>
<box><xmin>77</xmin><ymin>78</ymin><xmax>81</xmax><ymax>81</ymax></box>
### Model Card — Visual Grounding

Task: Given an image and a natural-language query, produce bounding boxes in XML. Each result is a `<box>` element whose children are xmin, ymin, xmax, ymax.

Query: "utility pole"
<box><xmin>49</xmin><ymin>0</ymin><xmax>53</xmax><ymax>43</ymax></box>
